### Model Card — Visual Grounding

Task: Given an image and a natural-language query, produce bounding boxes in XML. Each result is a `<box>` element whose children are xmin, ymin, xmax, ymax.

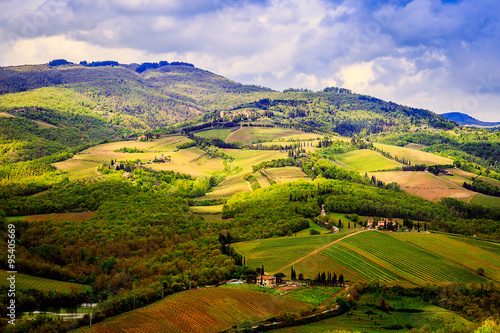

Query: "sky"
<box><xmin>0</xmin><ymin>0</ymin><xmax>499</xmax><ymax>121</ymax></box>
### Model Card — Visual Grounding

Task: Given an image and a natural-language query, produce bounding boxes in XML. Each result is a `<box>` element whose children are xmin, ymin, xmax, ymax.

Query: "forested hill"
<box><xmin>0</xmin><ymin>60</ymin><xmax>457</xmax><ymax>165</ymax></box>
<box><xmin>441</xmin><ymin>112</ymin><xmax>500</xmax><ymax>127</ymax></box>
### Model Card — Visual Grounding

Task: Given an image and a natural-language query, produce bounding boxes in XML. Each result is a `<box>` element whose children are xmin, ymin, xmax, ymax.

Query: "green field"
<box><xmin>0</xmin><ymin>270</ymin><xmax>91</xmax><ymax>294</ymax></box>
<box><xmin>470</xmin><ymin>193</ymin><xmax>500</xmax><ymax>208</ymax></box>
<box><xmin>74</xmin><ymin>285</ymin><xmax>310</xmax><ymax>333</ymax></box>
<box><xmin>390</xmin><ymin>232</ymin><xmax>500</xmax><ymax>282</ymax></box>
<box><xmin>233</xmin><ymin>230</ymin><xmax>360</xmax><ymax>276</ymax></box>
<box><xmin>235</xmin><ymin>231</ymin><xmax>495</xmax><ymax>286</ymax></box>
<box><xmin>284</xmin><ymin>286</ymin><xmax>343</xmax><ymax>306</ymax></box>
<box><xmin>195</xmin><ymin>128</ymin><xmax>232</xmax><ymax>141</ymax></box>
<box><xmin>273</xmin><ymin>293</ymin><xmax>473</xmax><ymax>333</ymax></box>
<box><xmin>339</xmin><ymin>231</ymin><xmax>487</xmax><ymax>285</ymax></box>
<box><xmin>335</xmin><ymin>150</ymin><xmax>400</xmax><ymax>173</ymax></box>
<box><xmin>373</xmin><ymin>143</ymin><xmax>453</xmax><ymax>166</ymax></box>
<box><xmin>226</xmin><ymin>127</ymin><xmax>320</xmax><ymax>145</ymax></box>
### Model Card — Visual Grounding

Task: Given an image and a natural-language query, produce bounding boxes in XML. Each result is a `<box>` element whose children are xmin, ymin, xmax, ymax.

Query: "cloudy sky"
<box><xmin>1</xmin><ymin>0</ymin><xmax>499</xmax><ymax>120</ymax></box>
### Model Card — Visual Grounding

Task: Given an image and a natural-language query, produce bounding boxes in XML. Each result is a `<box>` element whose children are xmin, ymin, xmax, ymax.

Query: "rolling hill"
<box><xmin>441</xmin><ymin>112</ymin><xmax>500</xmax><ymax>127</ymax></box>
<box><xmin>234</xmin><ymin>230</ymin><xmax>499</xmax><ymax>286</ymax></box>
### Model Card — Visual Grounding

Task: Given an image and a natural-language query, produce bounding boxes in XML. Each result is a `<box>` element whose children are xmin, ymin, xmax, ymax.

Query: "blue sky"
<box><xmin>0</xmin><ymin>0</ymin><xmax>499</xmax><ymax>120</ymax></box>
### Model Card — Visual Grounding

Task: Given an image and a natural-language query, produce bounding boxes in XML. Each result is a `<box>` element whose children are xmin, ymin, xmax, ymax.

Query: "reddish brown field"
<box><xmin>25</xmin><ymin>212</ymin><xmax>94</xmax><ymax>223</ymax></box>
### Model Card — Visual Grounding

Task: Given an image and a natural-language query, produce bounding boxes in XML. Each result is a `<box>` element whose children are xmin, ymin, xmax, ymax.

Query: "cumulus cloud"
<box><xmin>0</xmin><ymin>0</ymin><xmax>499</xmax><ymax>120</ymax></box>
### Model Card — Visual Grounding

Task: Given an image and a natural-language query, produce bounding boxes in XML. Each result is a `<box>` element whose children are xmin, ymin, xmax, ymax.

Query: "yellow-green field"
<box><xmin>0</xmin><ymin>270</ymin><xmax>91</xmax><ymax>294</ymax></box>
<box><xmin>373</xmin><ymin>143</ymin><xmax>453</xmax><ymax>165</ymax></box>
<box><xmin>1</xmin><ymin>111</ymin><xmax>58</xmax><ymax>129</ymax></box>
<box><xmin>189</xmin><ymin>205</ymin><xmax>224</xmax><ymax>214</ymax></box>
<box><xmin>195</xmin><ymin>128</ymin><xmax>232</xmax><ymax>141</ymax></box>
<box><xmin>253</xmin><ymin>171</ymin><xmax>270</xmax><ymax>188</ymax></box>
<box><xmin>470</xmin><ymin>193</ymin><xmax>500</xmax><ymax>208</ymax></box>
<box><xmin>201</xmin><ymin>174</ymin><xmax>251</xmax><ymax>201</ymax></box>
<box><xmin>53</xmin><ymin>159</ymin><xmax>101</xmax><ymax>180</ymax></box>
<box><xmin>370</xmin><ymin>171</ymin><xmax>475</xmax><ymax>202</ymax></box>
<box><xmin>58</xmin><ymin>136</ymin><xmax>191</xmax><ymax>164</ymax></box>
<box><xmin>390</xmin><ymin>232</ymin><xmax>500</xmax><ymax>282</ymax></box>
<box><xmin>335</xmin><ymin>150</ymin><xmax>400</xmax><ymax>173</ymax></box>
<box><xmin>222</xmin><ymin>149</ymin><xmax>287</xmax><ymax>173</ymax></box>
<box><xmin>264</xmin><ymin>167</ymin><xmax>310</xmax><ymax>183</ymax></box>
<box><xmin>440</xmin><ymin>169</ymin><xmax>472</xmax><ymax>187</ymax></box>
<box><xmin>226</xmin><ymin>127</ymin><xmax>320</xmax><ymax>145</ymax></box>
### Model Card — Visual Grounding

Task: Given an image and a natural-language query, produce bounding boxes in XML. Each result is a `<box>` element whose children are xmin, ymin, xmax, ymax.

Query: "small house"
<box><xmin>257</xmin><ymin>275</ymin><xmax>276</xmax><ymax>287</ymax></box>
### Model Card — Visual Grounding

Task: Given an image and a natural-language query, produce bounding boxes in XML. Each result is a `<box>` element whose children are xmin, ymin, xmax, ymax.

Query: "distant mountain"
<box><xmin>441</xmin><ymin>112</ymin><xmax>500</xmax><ymax>127</ymax></box>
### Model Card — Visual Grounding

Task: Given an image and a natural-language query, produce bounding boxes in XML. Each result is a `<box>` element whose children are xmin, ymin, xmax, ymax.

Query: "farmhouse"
<box><xmin>367</xmin><ymin>218</ymin><xmax>398</xmax><ymax>230</ymax></box>
<box><xmin>257</xmin><ymin>275</ymin><xmax>276</xmax><ymax>287</ymax></box>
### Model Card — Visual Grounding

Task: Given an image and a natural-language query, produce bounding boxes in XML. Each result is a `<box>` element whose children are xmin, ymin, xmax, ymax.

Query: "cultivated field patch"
<box><xmin>227</xmin><ymin>127</ymin><xmax>320</xmax><ymax>145</ymax></box>
<box><xmin>189</xmin><ymin>205</ymin><xmax>224</xmax><ymax>214</ymax></box>
<box><xmin>222</xmin><ymin>149</ymin><xmax>287</xmax><ymax>173</ymax></box>
<box><xmin>390</xmin><ymin>232</ymin><xmax>500</xmax><ymax>282</ymax></box>
<box><xmin>74</xmin><ymin>285</ymin><xmax>310</xmax><ymax>333</ymax></box>
<box><xmin>335</xmin><ymin>150</ymin><xmax>400</xmax><ymax>173</ymax></box>
<box><xmin>264</xmin><ymin>167</ymin><xmax>310</xmax><ymax>183</ymax></box>
<box><xmin>24</xmin><ymin>212</ymin><xmax>94</xmax><ymax>223</ymax></box>
<box><xmin>201</xmin><ymin>174</ymin><xmax>250</xmax><ymax>201</ymax></box>
<box><xmin>370</xmin><ymin>171</ymin><xmax>475</xmax><ymax>202</ymax></box>
<box><xmin>373</xmin><ymin>143</ymin><xmax>453</xmax><ymax>166</ymax></box>
<box><xmin>195</xmin><ymin>128</ymin><xmax>232</xmax><ymax>141</ymax></box>
<box><xmin>0</xmin><ymin>270</ymin><xmax>91</xmax><ymax>294</ymax></box>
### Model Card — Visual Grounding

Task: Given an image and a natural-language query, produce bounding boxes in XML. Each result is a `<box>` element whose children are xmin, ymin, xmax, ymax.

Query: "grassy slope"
<box><xmin>335</xmin><ymin>150</ymin><xmax>401</xmax><ymax>173</ymax></box>
<box><xmin>234</xmin><ymin>230</ymin><xmax>360</xmax><ymax>276</ymax></box>
<box><xmin>0</xmin><ymin>270</ymin><xmax>91</xmax><ymax>294</ymax></box>
<box><xmin>227</xmin><ymin>127</ymin><xmax>319</xmax><ymax>145</ymax></box>
<box><xmin>273</xmin><ymin>293</ymin><xmax>472</xmax><ymax>333</ymax></box>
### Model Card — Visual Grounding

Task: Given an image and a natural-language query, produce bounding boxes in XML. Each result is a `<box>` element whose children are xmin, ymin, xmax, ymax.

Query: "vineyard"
<box><xmin>339</xmin><ymin>231</ymin><xmax>488</xmax><ymax>285</ymax></box>
<box><xmin>235</xmin><ymin>231</ymin><xmax>495</xmax><ymax>286</ymax></box>
<box><xmin>73</xmin><ymin>285</ymin><xmax>310</xmax><ymax>333</ymax></box>
<box><xmin>390</xmin><ymin>233</ymin><xmax>500</xmax><ymax>282</ymax></box>
<box><xmin>24</xmin><ymin>212</ymin><xmax>94</xmax><ymax>223</ymax></box>
<box><xmin>201</xmin><ymin>175</ymin><xmax>251</xmax><ymax>201</ymax></box>
<box><xmin>233</xmin><ymin>231</ymin><xmax>355</xmax><ymax>275</ymax></box>
<box><xmin>0</xmin><ymin>270</ymin><xmax>91</xmax><ymax>294</ymax></box>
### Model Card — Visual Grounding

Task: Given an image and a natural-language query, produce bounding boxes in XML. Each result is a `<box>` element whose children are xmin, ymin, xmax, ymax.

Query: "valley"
<box><xmin>1</xmin><ymin>63</ymin><xmax>500</xmax><ymax>333</ymax></box>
